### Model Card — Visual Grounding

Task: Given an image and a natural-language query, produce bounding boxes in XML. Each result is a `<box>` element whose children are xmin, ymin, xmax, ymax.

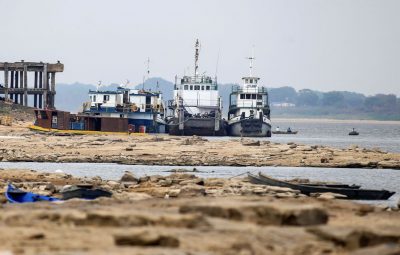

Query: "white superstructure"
<box><xmin>172</xmin><ymin>39</ymin><xmax>221</xmax><ymax>117</ymax></box>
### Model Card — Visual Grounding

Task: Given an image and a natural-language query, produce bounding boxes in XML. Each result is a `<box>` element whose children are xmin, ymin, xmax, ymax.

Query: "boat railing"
<box><xmin>167</xmin><ymin>98</ymin><xmax>219</xmax><ymax>108</ymax></box>
<box><xmin>229</xmin><ymin>101</ymin><xmax>269</xmax><ymax>109</ymax></box>
<box><xmin>231</xmin><ymin>85</ymin><xmax>268</xmax><ymax>94</ymax></box>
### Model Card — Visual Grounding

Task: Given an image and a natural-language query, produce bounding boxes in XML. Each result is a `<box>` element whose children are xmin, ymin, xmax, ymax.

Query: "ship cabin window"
<box><xmin>257</xmin><ymin>94</ymin><xmax>262</xmax><ymax>100</ymax></box>
<box><xmin>93</xmin><ymin>95</ymin><xmax>96</xmax><ymax>102</ymax></box>
<box><xmin>103</xmin><ymin>95</ymin><xmax>110</xmax><ymax>102</ymax></box>
<box><xmin>249</xmin><ymin>79</ymin><xmax>253</xmax><ymax>84</ymax></box>
<box><xmin>246</xmin><ymin>94</ymin><xmax>251</xmax><ymax>99</ymax></box>
<box><xmin>89</xmin><ymin>96</ymin><xmax>92</xmax><ymax>101</ymax></box>
<box><xmin>184</xmin><ymin>85</ymin><xmax>188</xmax><ymax>90</ymax></box>
<box><xmin>190</xmin><ymin>85</ymin><xmax>193</xmax><ymax>90</ymax></box>
<box><xmin>240</xmin><ymin>94</ymin><xmax>245</xmax><ymax>99</ymax></box>
<box><xmin>206</xmin><ymin>86</ymin><xmax>210</xmax><ymax>90</ymax></box>
<box><xmin>201</xmin><ymin>86</ymin><xmax>204</xmax><ymax>90</ymax></box>
<box><xmin>252</xmin><ymin>94</ymin><xmax>256</xmax><ymax>99</ymax></box>
<box><xmin>194</xmin><ymin>85</ymin><xmax>200</xmax><ymax>90</ymax></box>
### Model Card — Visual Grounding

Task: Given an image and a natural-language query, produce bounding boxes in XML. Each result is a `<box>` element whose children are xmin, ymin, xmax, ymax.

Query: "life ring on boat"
<box><xmin>131</xmin><ymin>104</ymin><xmax>139</xmax><ymax>112</ymax></box>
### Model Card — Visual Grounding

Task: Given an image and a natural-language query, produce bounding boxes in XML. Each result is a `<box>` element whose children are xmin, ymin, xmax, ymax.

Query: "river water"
<box><xmin>208</xmin><ymin>119</ymin><xmax>400</xmax><ymax>152</ymax></box>
<box><xmin>0</xmin><ymin>162</ymin><xmax>398</xmax><ymax>207</ymax></box>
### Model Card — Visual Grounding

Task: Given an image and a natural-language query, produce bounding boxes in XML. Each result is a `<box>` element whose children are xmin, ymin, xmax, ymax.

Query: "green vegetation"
<box><xmin>269</xmin><ymin>88</ymin><xmax>400</xmax><ymax>120</ymax></box>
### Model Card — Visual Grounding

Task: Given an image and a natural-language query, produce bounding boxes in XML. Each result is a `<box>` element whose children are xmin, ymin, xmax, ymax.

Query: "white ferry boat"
<box><xmin>227</xmin><ymin>56</ymin><xmax>271</xmax><ymax>137</ymax></box>
<box><xmin>167</xmin><ymin>39</ymin><xmax>227</xmax><ymax>136</ymax></box>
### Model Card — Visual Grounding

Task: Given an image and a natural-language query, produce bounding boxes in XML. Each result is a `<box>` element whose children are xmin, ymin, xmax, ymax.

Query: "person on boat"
<box><xmin>276</xmin><ymin>126</ymin><xmax>280</xmax><ymax>132</ymax></box>
<box><xmin>287</xmin><ymin>127</ymin><xmax>292</xmax><ymax>133</ymax></box>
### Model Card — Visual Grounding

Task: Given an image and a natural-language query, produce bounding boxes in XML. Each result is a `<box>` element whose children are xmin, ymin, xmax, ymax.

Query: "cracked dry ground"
<box><xmin>1</xmin><ymin>195</ymin><xmax>400</xmax><ymax>255</ymax></box>
<box><xmin>0</xmin><ymin>125</ymin><xmax>399</xmax><ymax>168</ymax></box>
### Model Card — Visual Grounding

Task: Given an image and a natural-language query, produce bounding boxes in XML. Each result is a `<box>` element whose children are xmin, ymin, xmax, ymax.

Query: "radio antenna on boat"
<box><xmin>247</xmin><ymin>46</ymin><xmax>255</xmax><ymax>77</ymax></box>
<box><xmin>143</xmin><ymin>57</ymin><xmax>150</xmax><ymax>90</ymax></box>
<box><xmin>194</xmin><ymin>39</ymin><xmax>200</xmax><ymax>77</ymax></box>
<box><xmin>215</xmin><ymin>48</ymin><xmax>220</xmax><ymax>78</ymax></box>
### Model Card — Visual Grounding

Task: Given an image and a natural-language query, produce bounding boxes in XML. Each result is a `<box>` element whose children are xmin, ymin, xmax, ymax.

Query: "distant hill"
<box><xmin>54</xmin><ymin>78</ymin><xmax>400</xmax><ymax>120</ymax></box>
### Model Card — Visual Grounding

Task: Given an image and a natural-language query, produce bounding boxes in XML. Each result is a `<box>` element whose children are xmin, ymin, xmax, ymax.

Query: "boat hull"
<box><xmin>272</xmin><ymin>131</ymin><xmax>298</xmax><ymax>135</ymax></box>
<box><xmin>228</xmin><ymin>119</ymin><xmax>271</xmax><ymax>137</ymax></box>
<box><xmin>248</xmin><ymin>173</ymin><xmax>395</xmax><ymax>200</ymax></box>
<box><xmin>168</xmin><ymin>117</ymin><xmax>227</xmax><ymax>136</ymax></box>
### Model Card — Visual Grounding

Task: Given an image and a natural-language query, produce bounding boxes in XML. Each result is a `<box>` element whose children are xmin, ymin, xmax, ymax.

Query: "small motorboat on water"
<box><xmin>272</xmin><ymin>130</ymin><xmax>298</xmax><ymax>135</ymax></box>
<box><xmin>349</xmin><ymin>128</ymin><xmax>359</xmax><ymax>136</ymax></box>
<box><xmin>5</xmin><ymin>184</ymin><xmax>60</xmax><ymax>203</ymax></box>
<box><xmin>247</xmin><ymin>172</ymin><xmax>395</xmax><ymax>200</ymax></box>
<box><xmin>272</xmin><ymin>126</ymin><xmax>297</xmax><ymax>135</ymax></box>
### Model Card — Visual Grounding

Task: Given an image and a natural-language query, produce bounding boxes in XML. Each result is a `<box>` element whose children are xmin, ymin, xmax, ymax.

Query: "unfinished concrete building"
<box><xmin>0</xmin><ymin>61</ymin><xmax>64</xmax><ymax>109</ymax></box>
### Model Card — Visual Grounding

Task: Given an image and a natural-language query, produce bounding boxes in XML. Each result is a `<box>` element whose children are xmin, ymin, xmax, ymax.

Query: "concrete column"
<box><xmin>19</xmin><ymin>71</ymin><xmax>23</xmax><ymax>89</ymax></box>
<box><xmin>38</xmin><ymin>94</ymin><xmax>42</xmax><ymax>109</ymax></box>
<box><xmin>50</xmin><ymin>72</ymin><xmax>55</xmax><ymax>108</ymax></box>
<box><xmin>43</xmin><ymin>64</ymin><xmax>48</xmax><ymax>108</ymax></box>
<box><xmin>10</xmin><ymin>71</ymin><xmax>14</xmax><ymax>88</ymax></box>
<box><xmin>34</xmin><ymin>72</ymin><xmax>38</xmax><ymax>108</ymax></box>
<box><xmin>23</xmin><ymin>65</ymin><xmax>28</xmax><ymax>106</ymax></box>
<box><xmin>10</xmin><ymin>71</ymin><xmax>14</xmax><ymax>100</ymax></box>
<box><xmin>4</xmin><ymin>64</ymin><xmax>9</xmax><ymax>101</ymax></box>
<box><xmin>14</xmin><ymin>71</ymin><xmax>18</xmax><ymax>89</ymax></box>
<box><xmin>39</xmin><ymin>71</ymin><xmax>43</xmax><ymax>109</ymax></box>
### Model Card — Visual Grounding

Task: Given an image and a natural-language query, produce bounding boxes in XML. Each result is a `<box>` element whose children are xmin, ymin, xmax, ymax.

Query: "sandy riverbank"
<box><xmin>0</xmin><ymin>168</ymin><xmax>400</xmax><ymax>254</ymax></box>
<box><xmin>0</xmin><ymin>122</ymin><xmax>399</xmax><ymax>169</ymax></box>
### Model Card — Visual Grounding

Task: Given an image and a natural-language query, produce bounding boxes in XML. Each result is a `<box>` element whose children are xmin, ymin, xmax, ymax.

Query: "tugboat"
<box><xmin>227</xmin><ymin>55</ymin><xmax>271</xmax><ymax>137</ymax></box>
<box><xmin>167</xmin><ymin>39</ymin><xmax>227</xmax><ymax>136</ymax></box>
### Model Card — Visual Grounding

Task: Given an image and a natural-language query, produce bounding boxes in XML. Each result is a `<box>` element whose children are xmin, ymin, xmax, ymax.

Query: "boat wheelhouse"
<box><xmin>227</xmin><ymin>57</ymin><xmax>271</xmax><ymax>137</ymax></box>
<box><xmin>167</xmin><ymin>39</ymin><xmax>227</xmax><ymax>136</ymax></box>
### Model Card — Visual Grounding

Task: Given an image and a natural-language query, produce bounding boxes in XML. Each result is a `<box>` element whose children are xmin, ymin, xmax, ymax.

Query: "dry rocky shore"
<box><xmin>0</xmin><ymin>169</ymin><xmax>400</xmax><ymax>255</ymax></box>
<box><xmin>0</xmin><ymin>122</ymin><xmax>400</xmax><ymax>169</ymax></box>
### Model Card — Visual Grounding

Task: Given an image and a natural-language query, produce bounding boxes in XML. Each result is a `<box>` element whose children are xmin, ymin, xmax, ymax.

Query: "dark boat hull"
<box><xmin>272</xmin><ymin>131</ymin><xmax>298</xmax><ymax>135</ymax></box>
<box><xmin>61</xmin><ymin>187</ymin><xmax>112</xmax><ymax>200</ymax></box>
<box><xmin>228</xmin><ymin>119</ymin><xmax>271</xmax><ymax>137</ymax></box>
<box><xmin>248</xmin><ymin>173</ymin><xmax>395</xmax><ymax>200</ymax></box>
<box><xmin>168</xmin><ymin>117</ymin><xmax>227</xmax><ymax>136</ymax></box>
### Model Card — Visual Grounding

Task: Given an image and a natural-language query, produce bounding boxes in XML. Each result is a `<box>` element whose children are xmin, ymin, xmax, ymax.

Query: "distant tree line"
<box><xmin>268</xmin><ymin>86</ymin><xmax>400</xmax><ymax>119</ymax></box>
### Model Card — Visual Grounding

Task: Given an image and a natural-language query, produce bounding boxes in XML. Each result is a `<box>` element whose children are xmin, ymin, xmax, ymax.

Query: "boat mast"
<box><xmin>194</xmin><ymin>39</ymin><xmax>200</xmax><ymax>77</ymax></box>
<box><xmin>247</xmin><ymin>48</ymin><xmax>255</xmax><ymax>77</ymax></box>
<box><xmin>143</xmin><ymin>57</ymin><xmax>150</xmax><ymax>90</ymax></box>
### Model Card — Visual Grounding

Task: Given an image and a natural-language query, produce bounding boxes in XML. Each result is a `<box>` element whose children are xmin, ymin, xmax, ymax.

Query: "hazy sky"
<box><xmin>1</xmin><ymin>0</ymin><xmax>399</xmax><ymax>95</ymax></box>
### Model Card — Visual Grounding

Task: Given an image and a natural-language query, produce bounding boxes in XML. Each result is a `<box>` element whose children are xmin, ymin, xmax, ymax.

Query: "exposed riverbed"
<box><xmin>1</xmin><ymin>162</ymin><xmax>399</xmax><ymax>206</ymax></box>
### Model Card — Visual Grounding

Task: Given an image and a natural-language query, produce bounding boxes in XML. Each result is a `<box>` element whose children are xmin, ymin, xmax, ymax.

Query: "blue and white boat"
<box><xmin>82</xmin><ymin>85</ymin><xmax>166</xmax><ymax>133</ymax></box>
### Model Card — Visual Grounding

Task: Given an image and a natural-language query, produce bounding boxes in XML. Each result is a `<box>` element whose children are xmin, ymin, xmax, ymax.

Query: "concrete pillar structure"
<box><xmin>19</xmin><ymin>71</ymin><xmax>23</xmax><ymax>88</ymax></box>
<box><xmin>4</xmin><ymin>64</ymin><xmax>8</xmax><ymax>101</ymax></box>
<box><xmin>43</xmin><ymin>64</ymin><xmax>48</xmax><ymax>108</ymax></box>
<box><xmin>23</xmin><ymin>65</ymin><xmax>28</xmax><ymax>106</ymax></box>
<box><xmin>50</xmin><ymin>72</ymin><xmax>55</xmax><ymax>108</ymax></box>
<box><xmin>34</xmin><ymin>72</ymin><xmax>38</xmax><ymax>108</ymax></box>
<box><xmin>10</xmin><ymin>71</ymin><xmax>14</xmax><ymax>100</ymax></box>
<box><xmin>14</xmin><ymin>71</ymin><xmax>18</xmax><ymax>89</ymax></box>
<box><xmin>0</xmin><ymin>61</ymin><xmax>63</xmax><ymax>109</ymax></box>
<box><xmin>39</xmin><ymin>71</ymin><xmax>43</xmax><ymax>109</ymax></box>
